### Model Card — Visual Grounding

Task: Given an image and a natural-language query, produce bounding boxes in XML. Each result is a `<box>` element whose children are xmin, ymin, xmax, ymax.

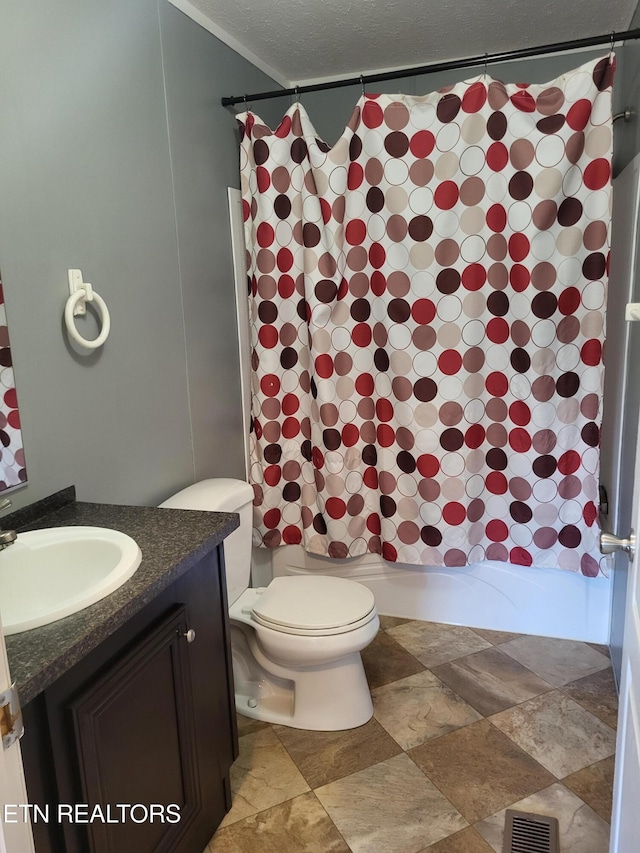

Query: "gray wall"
<box><xmin>614</xmin><ymin>0</ymin><xmax>640</xmax><ymax>170</ymax></box>
<box><xmin>0</xmin><ymin>0</ymin><xmax>281</xmax><ymax>509</ymax></box>
<box><xmin>615</xmin><ymin>41</ymin><xmax>640</xmax><ymax>172</ymax></box>
<box><xmin>159</xmin><ymin>2</ymin><xmax>283</xmax><ymax>486</ymax></box>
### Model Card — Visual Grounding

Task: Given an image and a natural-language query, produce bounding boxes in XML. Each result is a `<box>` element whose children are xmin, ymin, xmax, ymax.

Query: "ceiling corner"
<box><xmin>165</xmin><ymin>0</ymin><xmax>291</xmax><ymax>88</ymax></box>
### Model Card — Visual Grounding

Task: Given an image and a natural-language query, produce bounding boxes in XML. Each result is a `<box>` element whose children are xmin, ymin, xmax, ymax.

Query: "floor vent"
<box><xmin>502</xmin><ymin>809</ymin><xmax>560</xmax><ymax>853</ymax></box>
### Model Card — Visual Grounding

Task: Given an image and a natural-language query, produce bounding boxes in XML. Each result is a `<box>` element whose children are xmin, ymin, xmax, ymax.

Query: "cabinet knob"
<box><xmin>182</xmin><ymin>628</ymin><xmax>196</xmax><ymax>643</ymax></box>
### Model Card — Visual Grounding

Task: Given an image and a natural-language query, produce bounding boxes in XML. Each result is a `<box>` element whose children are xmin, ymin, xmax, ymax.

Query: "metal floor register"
<box><xmin>502</xmin><ymin>809</ymin><xmax>560</xmax><ymax>853</ymax></box>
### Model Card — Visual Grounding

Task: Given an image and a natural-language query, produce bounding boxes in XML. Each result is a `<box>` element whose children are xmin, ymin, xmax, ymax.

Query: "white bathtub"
<box><xmin>252</xmin><ymin>546</ymin><xmax>612</xmax><ymax>644</ymax></box>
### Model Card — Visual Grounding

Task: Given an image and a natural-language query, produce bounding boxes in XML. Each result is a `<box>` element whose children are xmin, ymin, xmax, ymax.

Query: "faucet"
<box><xmin>0</xmin><ymin>498</ymin><xmax>17</xmax><ymax>550</ymax></box>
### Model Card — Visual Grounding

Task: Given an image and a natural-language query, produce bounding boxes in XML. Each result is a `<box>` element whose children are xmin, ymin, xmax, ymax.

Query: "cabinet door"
<box><xmin>70</xmin><ymin>606</ymin><xmax>200</xmax><ymax>853</ymax></box>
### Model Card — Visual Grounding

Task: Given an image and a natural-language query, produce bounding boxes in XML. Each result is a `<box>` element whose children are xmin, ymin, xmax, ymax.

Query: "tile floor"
<box><xmin>205</xmin><ymin>617</ymin><xmax>618</xmax><ymax>852</ymax></box>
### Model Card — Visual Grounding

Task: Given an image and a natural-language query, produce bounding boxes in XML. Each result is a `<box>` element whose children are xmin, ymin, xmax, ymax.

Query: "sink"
<box><xmin>0</xmin><ymin>526</ymin><xmax>142</xmax><ymax>635</ymax></box>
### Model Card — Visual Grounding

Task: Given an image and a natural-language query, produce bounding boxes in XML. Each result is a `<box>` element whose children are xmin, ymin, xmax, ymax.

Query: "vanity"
<box><xmin>2</xmin><ymin>487</ymin><xmax>239</xmax><ymax>853</ymax></box>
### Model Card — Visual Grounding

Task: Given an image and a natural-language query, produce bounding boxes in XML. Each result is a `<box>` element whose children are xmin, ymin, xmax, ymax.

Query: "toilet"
<box><xmin>160</xmin><ymin>478</ymin><xmax>379</xmax><ymax>731</ymax></box>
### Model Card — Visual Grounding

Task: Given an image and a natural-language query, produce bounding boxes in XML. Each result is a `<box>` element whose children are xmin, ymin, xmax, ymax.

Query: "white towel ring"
<box><xmin>64</xmin><ymin>286</ymin><xmax>111</xmax><ymax>349</ymax></box>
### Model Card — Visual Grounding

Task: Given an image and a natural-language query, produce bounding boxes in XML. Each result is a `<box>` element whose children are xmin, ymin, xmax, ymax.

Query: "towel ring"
<box><xmin>64</xmin><ymin>285</ymin><xmax>111</xmax><ymax>349</ymax></box>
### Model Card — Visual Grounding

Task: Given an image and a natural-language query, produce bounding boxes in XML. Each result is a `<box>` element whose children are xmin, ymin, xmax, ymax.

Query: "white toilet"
<box><xmin>160</xmin><ymin>478</ymin><xmax>379</xmax><ymax>731</ymax></box>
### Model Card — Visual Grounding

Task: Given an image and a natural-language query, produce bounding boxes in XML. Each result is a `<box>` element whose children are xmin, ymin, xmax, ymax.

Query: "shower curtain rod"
<box><xmin>221</xmin><ymin>27</ymin><xmax>640</xmax><ymax>107</ymax></box>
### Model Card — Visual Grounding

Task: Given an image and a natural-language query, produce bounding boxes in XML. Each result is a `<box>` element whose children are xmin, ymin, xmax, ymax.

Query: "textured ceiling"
<box><xmin>174</xmin><ymin>0</ymin><xmax>636</xmax><ymax>85</ymax></box>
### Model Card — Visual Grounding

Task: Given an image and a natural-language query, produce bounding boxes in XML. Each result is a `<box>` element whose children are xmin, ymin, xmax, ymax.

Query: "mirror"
<box><xmin>0</xmin><ymin>269</ymin><xmax>26</xmax><ymax>491</ymax></box>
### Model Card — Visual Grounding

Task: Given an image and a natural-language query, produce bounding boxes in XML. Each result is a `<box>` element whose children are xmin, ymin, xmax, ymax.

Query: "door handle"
<box><xmin>600</xmin><ymin>529</ymin><xmax>635</xmax><ymax>560</ymax></box>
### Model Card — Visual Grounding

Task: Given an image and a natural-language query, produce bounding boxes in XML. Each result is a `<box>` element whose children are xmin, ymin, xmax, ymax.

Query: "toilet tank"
<box><xmin>159</xmin><ymin>478</ymin><xmax>254</xmax><ymax>605</ymax></box>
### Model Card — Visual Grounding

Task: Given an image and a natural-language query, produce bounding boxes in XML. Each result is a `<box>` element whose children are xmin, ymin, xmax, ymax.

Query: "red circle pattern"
<box><xmin>239</xmin><ymin>56</ymin><xmax>614</xmax><ymax>577</ymax></box>
<box><xmin>0</xmin><ymin>273</ymin><xmax>26</xmax><ymax>490</ymax></box>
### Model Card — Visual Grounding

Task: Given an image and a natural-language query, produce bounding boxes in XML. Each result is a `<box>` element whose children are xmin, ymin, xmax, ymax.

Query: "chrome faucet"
<box><xmin>0</xmin><ymin>498</ymin><xmax>17</xmax><ymax>550</ymax></box>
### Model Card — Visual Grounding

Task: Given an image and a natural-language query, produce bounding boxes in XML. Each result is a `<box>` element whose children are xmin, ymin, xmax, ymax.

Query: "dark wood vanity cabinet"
<box><xmin>21</xmin><ymin>545</ymin><xmax>238</xmax><ymax>853</ymax></box>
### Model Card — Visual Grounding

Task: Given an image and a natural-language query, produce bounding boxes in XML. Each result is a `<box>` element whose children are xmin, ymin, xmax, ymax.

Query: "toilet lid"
<box><xmin>251</xmin><ymin>576</ymin><xmax>376</xmax><ymax>633</ymax></box>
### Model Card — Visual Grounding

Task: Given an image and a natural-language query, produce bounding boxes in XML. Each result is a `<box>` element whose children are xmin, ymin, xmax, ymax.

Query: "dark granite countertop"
<box><xmin>3</xmin><ymin>487</ymin><xmax>239</xmax><ymax>704</ymax></box>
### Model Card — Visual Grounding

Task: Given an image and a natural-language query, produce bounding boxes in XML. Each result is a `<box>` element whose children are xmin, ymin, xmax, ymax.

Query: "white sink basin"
<box><xmin>0</xmin><ymin>526</ymin><xmax>142</xmax><ymax>635</ymax></box>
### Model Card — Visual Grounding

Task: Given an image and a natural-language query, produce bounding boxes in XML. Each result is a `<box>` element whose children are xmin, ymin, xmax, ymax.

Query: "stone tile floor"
<box><xmin>205</xmin><ymin>617</ymin><xmax>617</xmax><ymax>852</ymax></box>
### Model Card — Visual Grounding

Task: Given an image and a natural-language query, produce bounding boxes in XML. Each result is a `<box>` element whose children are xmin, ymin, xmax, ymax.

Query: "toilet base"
<box><xmin>231</xmin><ymin>623</ymin><xmax>374</xmax><ymax>731</ymax></box>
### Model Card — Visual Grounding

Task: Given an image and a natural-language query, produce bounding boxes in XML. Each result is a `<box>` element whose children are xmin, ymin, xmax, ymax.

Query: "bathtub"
<box><xmin>252</xmin><ymin>546</ymin><xmax>612</xmax><ymax>644</ymax></box>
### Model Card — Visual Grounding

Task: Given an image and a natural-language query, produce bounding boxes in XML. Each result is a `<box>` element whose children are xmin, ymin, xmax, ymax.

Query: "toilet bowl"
<box><xmin>160</xmin><ymin>478</ymin><xmax>379</xmax><ymax>730</ymax></box>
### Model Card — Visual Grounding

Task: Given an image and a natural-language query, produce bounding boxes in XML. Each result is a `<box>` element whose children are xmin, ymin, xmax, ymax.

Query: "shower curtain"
<box><xmin>238</xmin><ymin>55</ymin><xmax>614</xmax><ymax>577</ymax></box>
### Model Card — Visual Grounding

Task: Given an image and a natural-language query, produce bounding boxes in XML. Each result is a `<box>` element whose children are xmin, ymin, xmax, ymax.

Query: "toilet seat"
<box><xmin>251</xmin><ymin>576</ymin><xmax>377</xmax><ymax>636</ymax></box>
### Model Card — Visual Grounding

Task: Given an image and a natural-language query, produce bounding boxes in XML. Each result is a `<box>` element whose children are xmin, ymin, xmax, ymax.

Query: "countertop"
<box><xmin>3</xmin><ymin>488</ymin><xmax>239</xmax><ymax>704</ymax></box>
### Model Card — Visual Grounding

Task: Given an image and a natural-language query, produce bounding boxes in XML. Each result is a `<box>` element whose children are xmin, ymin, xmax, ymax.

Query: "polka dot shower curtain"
<box><xmin>238</xmin><ymin>55</ymin><xmax>613</xmax><ymax>577</ymax></box>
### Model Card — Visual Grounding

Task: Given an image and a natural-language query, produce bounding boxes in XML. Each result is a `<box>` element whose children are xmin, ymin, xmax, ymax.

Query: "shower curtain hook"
<box><xmin>295</xmin><ymin>85</ymin><xmax>300</xmax><ymax>102</ymax></box>
<box><xmin>610</xmin><ymin>31</ymin><xmax>616</xmax><ymax>53</ymax></box>
<box><xmin>483</xmin><ymin>52</ymin><xmax>488</xmax><ymax>78</ymax></box>
<box><xmin>360</xmin><ymin>74</ymin><xmax>366</xmax><ymax>96</ymax></box>
<box><xmin>243</xmin><ymin>93</ymin><xmax>248</xmax><ymax>110</ymax></box>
